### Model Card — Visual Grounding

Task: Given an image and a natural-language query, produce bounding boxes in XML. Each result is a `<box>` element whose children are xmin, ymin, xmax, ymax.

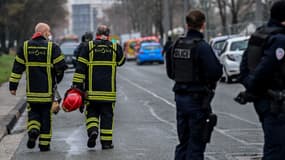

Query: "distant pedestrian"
<box><xmin>73</xmin><ymin>32</ymin><xmax>93</xmax><ymax>67</ymax></box>
<box><xmin>162</xmin><ymin>36</ymin><xmax>173</xmax><ymax>55</ymax></box>
<box><xmin>9</xmin><ymin>22</ymin><xmax>67</xmax><ymax>151</ymax></box>
<box><xmin>166</xmin><ymin>10</ymin><xmax>222</xmax><ymax>160</ymax></box>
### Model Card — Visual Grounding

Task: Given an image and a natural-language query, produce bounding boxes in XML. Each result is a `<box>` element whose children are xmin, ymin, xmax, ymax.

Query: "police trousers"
<box><xmin>174</xmin><ymin>93</ymin><xmax>207</xmax><ymax>160</ymax></box>
<box><xmin>85</xmin><ymin>101</ymin><xmax>115</xmax><ymax>145</ymax></box>
<box><xmin>27</xmin><ymin>102</ymin><xmax>52</xmax><ymax>148</ymax></box>
<box><xmin>253</xmin><ymin>99</ymin><xmax>285</xmax><ymax>160</ymax></box>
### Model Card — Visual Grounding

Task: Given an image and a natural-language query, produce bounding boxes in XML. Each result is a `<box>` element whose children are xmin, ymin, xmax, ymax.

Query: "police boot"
<box><xmin>87</xmin><ymin>131</ymin><xmax>98</xmax><ymax>148</ymax></box>
<box><xmin>39</xmin><ymin>144</ymin><xmax>50</xmax><ymax>152</ymax></box>
<box><xmin>102</xmin><ymin>142</ymin><xmax>114</xmax><ymax>150</ymax></box>
<box><xmin>27</xmin><ymin>129</ymin><xmax>39</xmax><ymax>149</ymax></box>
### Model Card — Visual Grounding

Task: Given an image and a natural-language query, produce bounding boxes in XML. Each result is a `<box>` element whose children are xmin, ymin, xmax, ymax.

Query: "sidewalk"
<box><xmin>0</xmin><ymin>79</ymin><xmax>26</xmax><ymax>142</ymax></box>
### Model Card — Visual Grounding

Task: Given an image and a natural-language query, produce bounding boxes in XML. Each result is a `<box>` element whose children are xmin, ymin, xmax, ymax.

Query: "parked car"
<box><xmin>219</xmin><ymin>36</ymin><xmax>249</xmax><ymax>83</ymax></box>
<box><xmin>210</xmin><ymin>35</ymin><xmax>239</xmax><ymax>58</ymax></box>
<box><xmin>136</xmin><ymin>42</ymin><xmax>164</xmax><ymax>65</ymax></box>
<box><xmin>124</xmin><ymin>39</ymin><xmax>139</xmax><ymax>60</ymax></box>
<box><xmin>60</xmin><ymin>42</ymin><xmax>79</xmax><ymax>68</ymax></box>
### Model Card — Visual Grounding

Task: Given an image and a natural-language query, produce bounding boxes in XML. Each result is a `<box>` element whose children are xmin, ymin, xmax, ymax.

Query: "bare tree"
<box><xmin>215</xmin><ymin>0</ymin><xmax>228</xmax><ymax>34</ymax></box>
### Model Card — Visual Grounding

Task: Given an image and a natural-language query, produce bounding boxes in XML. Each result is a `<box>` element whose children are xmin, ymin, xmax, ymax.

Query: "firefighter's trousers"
<box><xmin>85</xmin><ymin>101</ymin><xmax>115</xmax><ymax>145</ymax></box>
<box><xmin>27</xmin><ymin>102</ymin><xmax>52</xmax><ymax>148</ymax></box>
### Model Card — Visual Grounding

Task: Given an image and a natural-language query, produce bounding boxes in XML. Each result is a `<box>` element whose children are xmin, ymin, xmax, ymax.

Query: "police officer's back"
<box><xmin>166</xmin><ymin>10</ymin><xmax>222</xmax><ymax>160</ymax></box>
<box><xmin>236</xmin><ymin>1</ymin><xmax>285</xmax><ymax>159</ymax></box>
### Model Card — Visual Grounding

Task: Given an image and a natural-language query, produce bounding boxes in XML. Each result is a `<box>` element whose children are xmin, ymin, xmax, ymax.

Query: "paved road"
<box><xmin>11</xmin><ymin>62</ymin><xmax>263</xmax><ymax>160</ymax></box>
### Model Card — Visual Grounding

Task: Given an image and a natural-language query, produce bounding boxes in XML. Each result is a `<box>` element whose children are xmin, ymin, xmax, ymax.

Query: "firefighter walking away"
<box><xmin>72</xmin><ymin>24</ymin><xmax>125</xmax><ymax>149</ymax></box>
<box><xmin>9</xmin><ymin>22</ymin><xmax>67</xmax><ymax>152</ymax></box>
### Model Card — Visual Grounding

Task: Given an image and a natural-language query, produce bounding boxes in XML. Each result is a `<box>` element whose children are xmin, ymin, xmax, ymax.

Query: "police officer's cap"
<box><xmin>271</xmin><ymin>1</ymin><xmax>285</xmax><ymax>22</ymax></box>
<box><xmin>96</xmin><ymin>25</ymin><xmax>110</xmax><ymax>36</ymax></box>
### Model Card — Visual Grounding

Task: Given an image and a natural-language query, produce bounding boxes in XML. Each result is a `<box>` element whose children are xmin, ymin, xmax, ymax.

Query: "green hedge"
<box><xmin>0</xmin><ymin>54</ymin><xmax>15</xmax><ymax>84</ymax></box>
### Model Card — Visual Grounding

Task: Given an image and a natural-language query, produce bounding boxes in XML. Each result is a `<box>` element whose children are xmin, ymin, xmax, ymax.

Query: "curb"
<box><xmin>0</xmin><ymin>98</ymin><xmax>26</xmax><ymax>142</ymax></box>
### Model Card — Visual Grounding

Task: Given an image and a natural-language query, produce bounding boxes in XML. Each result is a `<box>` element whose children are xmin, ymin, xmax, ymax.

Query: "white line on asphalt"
<box><xmin>119</xmin><ymin>76</ymin><xmax>176</xmax><ymax>108</ymax></box>
<box><xmin>206</xmin><ymin>155</ymin><xmax>219</xmax><ymax>160</ymax></box>
<box><xmin>217</xmin><ymin>112</ymin><xmax>260</xmax><ymax>126</ymax></box>
<box><xmin>66</xmin><ymin>126</ymin><xmax>85</xmax><ymax>155</ymax></box>
<box><xmin>118</xmin><ymin>86</ymin><xmax>128</xmax><ymax>101</ymax></box>
<box><xmin>215</xmin><ymin>128</ymin><xmax>249</xmax><ymax>145</ymax></box>
<box><xmin>221</xmin><ymin>128</ymin><xmax>262</xmax><ymax>132</ymax></box>
<box><xmin>144</xmin><ymin>101</ymin><xmax>176</xmax><ymax>134</ymax></box>
<box><xmin>119</xmin><ymin>76</ymin><xmax>260</xmax><ymax>146</ymax></box>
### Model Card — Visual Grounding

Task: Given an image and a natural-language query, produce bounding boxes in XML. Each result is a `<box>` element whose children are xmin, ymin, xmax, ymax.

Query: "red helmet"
<box><xmin>62</xmin><ymin>88</ymin><xmax>84</xmax><ymax>112</ymax></box>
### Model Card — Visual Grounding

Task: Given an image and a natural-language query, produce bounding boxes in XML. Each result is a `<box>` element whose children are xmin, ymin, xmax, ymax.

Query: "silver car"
<box><xmin>60</xmin><ymin>42</ymin><xmax>79</xmax><ymax>68</ymax></box>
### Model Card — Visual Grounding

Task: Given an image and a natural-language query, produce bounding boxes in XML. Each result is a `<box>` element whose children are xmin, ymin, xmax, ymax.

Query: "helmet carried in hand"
<box><xmin>62</xmin><ymin>88</ymin><xmax>84</xmax><ymax>112</ymax></box>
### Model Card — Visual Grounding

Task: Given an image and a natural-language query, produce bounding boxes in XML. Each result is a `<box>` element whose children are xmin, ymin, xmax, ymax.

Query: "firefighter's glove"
<box><xmin>52</xmin><ymin>101</ymin><xmax>61</xmax><ymax>114</ymax></box>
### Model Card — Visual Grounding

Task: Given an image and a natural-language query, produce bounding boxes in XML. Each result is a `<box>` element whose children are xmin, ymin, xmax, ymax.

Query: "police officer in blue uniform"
<box><xmin>166</xmin><ymin>10</ymin><xmax>222</xmax><ymax>160</ymax></box>
<box><xmin>237</xmin><ymin>1</ymin><xmax>285</xmax><ymax>159</ymax></box>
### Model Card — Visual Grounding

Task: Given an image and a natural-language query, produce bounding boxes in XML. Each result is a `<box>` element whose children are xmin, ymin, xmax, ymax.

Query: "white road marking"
<box><xmin>119</xmin><ymin>76</ymin><xmax>263</xmax><ymax>146</ymax></box>
<box><xmin>65</xmin><ymin>126</ymin><xmax>85</xmax><ymax>155</ymax></box>
<box><xmin>143</xmin><ymin>101</ymin><xmax>176</xmax><ymax>134</ymax></box>
<box><xmin>217</xmin><ymin>112</ymin><xmax>260</xmax><ymax>126</ymax></box>
<box><xmin>119</xmin><ymin>75</ymin><xmax>175</xmax><ymax>108</ymax></box>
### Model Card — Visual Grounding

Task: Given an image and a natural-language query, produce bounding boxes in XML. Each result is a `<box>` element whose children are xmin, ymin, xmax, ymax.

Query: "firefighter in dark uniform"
<box><xmin>166</xmin><ymin>10</ymin><xmax>222</xmax><ymax>160</ymax></box>
<box><xmin>73</xmin><ymin>32</ymin><xmax>93</xmax><ymax>67</ymax></box>
<box><xmin>9</xmin><ymin>23</ymin><xmax>66</xmax><ymax>151</ymax></box>
<box><xmin>72</xmin><ymin>25</ymin><xmax>125</xmax><ymax>149</ymax></box>
<box><xmin>237</xmin><ymin>1</ymin><xmax>285</xmax><ymax>159</ymax></box>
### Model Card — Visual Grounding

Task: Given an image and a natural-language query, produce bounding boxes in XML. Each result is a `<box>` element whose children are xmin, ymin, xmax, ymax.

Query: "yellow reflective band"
<box><xmin>101</xmin><ymin>129</ymin><xmax>113</xmax><ymax>134</ymax></box>
<box><xmin>47</xmin><ymin>42</ymin><xmax>52</xmax><ymax>95</ymax></box>
<box><xmin>86</xmin><ymin>117</ymin><xmax>99</xmax><ymax>124</ymax></box>
<box><xmin>118</xmin><ymin>54</ymin><xmax>125</xmax><ymax>66</ymax></box>
<box><xmin>112</xmin><ymin>65</ymin><xmax>115</xmax><ymax>91</ymax></box>
<box><xmin>28</xmin><ymin>46</ymin><xmax>47</xmax><ymax>49</ymax></box>
<box><xmin>25</xmin><ymin>62</ymin><xmax>53</xmax><ymax>67</ymax></box>
<box><xmin>100</xmin><ymin>136</ymin><xmax>113</xmax><ymax>141</ymax></box>
<box><xmin>39</xmin><ymin>141</ymin><xmax>50</xmax><ymax>145</ymax></box>
<box><xmin>26</xmin><ymin>92</ymin><xmax>52</xmax><ymax>97</ymax></box>
<box><xmin>97</xmin><ymin>45</ymin><xmax>109</xmax><ymax>48</ymax></box>
<box><xmin>87</xmin><ymin>123</ymin><xmax>98</xmax><ymax>130</ymax></box>
<box><xmin>9</xmin><ymin>77</ymin><xmax>20</xmax><ymax>83</ymax></box>
<box><xmin>40</xmin><ymin>134</ymin><xmax>52</xmax><ymax>139</ymax></box>
<box><xmin>112</xmin><ymin>102</ymin><xmax>115</xmax><ymax>129</ymax></box>
<box><xmin>28</xmin><ymin>120</ymin><xmax>41</xmax><ymax>127</ymax></box>
<box><xmin>11</xmin><ymin>73</ymin><xmax>22</xmax><ymax>79</ymax></box>
<box><xmin>74</xmin><ymin>73</ymin><xmax>85</xmax><ymax>79</ymax></box>
<box><xmin>15</xmin><ymin>56</ymin><xmax>25</xmax><ymax>65</ymax></box>
<box><xmin>72</xmin><ymin>78</ymin><xmax>83</xmax><ymax>83</ymax></box>
<box><xmin>87</xmin><ymin>96</ymin><xmax>116</xmax><ymax>101</ymax></box>
<box><xmin>53</xmin><ymin>54</ymin><xmax>64</xmax><ymax>64</ymax></box>
<box><xmin>28</xmin><ymin>125</ymin><xmax>40</xmax><ymax>131</ymax></box>
<box><xmin>87</xmin><ymin>91</ymin><xmax>116</xmax><ymax>96</ymax></box>
<box><xmin>23</xmin><ymin>41</ymin><xmax>28</xmax><ymax>62</ymax></box>
<box><xmin>112</xmin><ymin>43</ymin><xmax>117</xmax><ymax>62</ymax></box>
<box><xmin>24</xmin><ymin>41</ymin><xmax>30</xmax><ymax>92</ymax></box>
<box><xmin>89</xmin><ymin>41</ymin><xmax>94</xmax><ymax>91</ymax></box>
<box><xmin>88</xmin><ymin>61</ymin><xmax>116</xmax><ymax>66</ymax></box>
<box><xmin>27</xmin><ymin>97</ymin><xmax>52</xmax><ymax>102</ymax></box>
<box><xmin>78</xmin><ymin>57</ymin><xmax>89</xmax><ymax>64</ymax></box>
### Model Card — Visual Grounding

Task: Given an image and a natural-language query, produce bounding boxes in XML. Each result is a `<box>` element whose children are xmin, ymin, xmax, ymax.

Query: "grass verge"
<box><xmin>0</xmin><ymin>54</ymin><xmax>15</xmax><ymax>84</ymax></box>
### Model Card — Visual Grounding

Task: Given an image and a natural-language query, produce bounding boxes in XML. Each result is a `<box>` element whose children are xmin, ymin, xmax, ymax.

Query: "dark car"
<box><xmin>60</xmin><ymin>42</ymin><xmax>79</xmax><ymax>68</ymax></box>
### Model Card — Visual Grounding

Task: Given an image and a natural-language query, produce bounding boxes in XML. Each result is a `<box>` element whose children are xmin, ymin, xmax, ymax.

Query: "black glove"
<box><xmin>234</xmin><ymin>91</ymin><xmax>256</xmax><ymax>105</ymax></box>
<box><xmin>79</xmin><ymin>105</ymin><xmax>84</xmax><ymax>113</ymax></box>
